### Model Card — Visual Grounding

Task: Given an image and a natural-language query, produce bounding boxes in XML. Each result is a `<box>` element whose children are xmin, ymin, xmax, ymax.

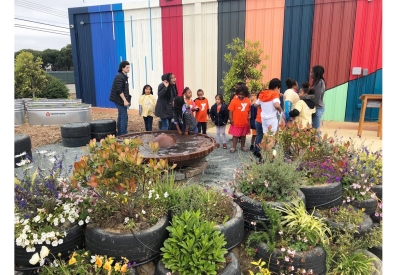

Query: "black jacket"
<box><xmin>155</xmin><ymin>74</ymin><xmax>178</xmax><ymax>119</ymax></box>
<box><xmin>109</xmin><ymin>72</ymin><xmax>130</xmax><ymax>106</ymax></box>
<box><xmin>209</xmin><ymin>103</ymin><xmax>229</xmax><ymax>126</ymax></box>
<box><xmin>289</xmin><ymin>95</ymin><xmax>316</xmax><ymax>117</ymax></box>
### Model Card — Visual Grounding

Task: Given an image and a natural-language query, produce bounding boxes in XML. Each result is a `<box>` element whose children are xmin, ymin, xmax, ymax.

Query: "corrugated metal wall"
<box><xmin>69</xmin><ymin>0</ymin><xmax>382</xmax><ymax>123</ymax></box>
<box><xmin>217</xmin><ymin>0</ymin><xmax>246</xmax><ymax>94</ymax></box>
<box><xmin>310</xmin><ymin>0</ymin><xmax>357</xmax><ymax>90</ymax></box>
<box><xmin>345</xmin><ymin>69</ymin><xmax>382</xmax><ymax>122</ymax></box>
<box><xmin>88</xmin><ymin>4</ymin><xmax>127</xmax><ymax>108</ymax></box>
<box><xmin>280</xmin><ymin>0</ymin><xmax>314</xmax><ymax>89</ymax></box>
<box><xmin>245</xmin><ymin>0</ymin><xmax>284</xmax><ymax>84</ymax></box>
<box><xmin>321</xmin><ymin>83</ymin><xmax>348</xmax><ymax>122</ymax></box>
<box><xmin>123</xmin><ymin>1</ymin><xmax>164</xmax><ymax>107</ymax></box>
<box><xmin>349</xmin><ymin>0</ymin><xmax>382</xmax><ymax>81</ymax></box>
<box><xmin>183</xmin><ymin>1</ymin><xmax>218</xmax><ymax>102</ymax></box>
<box><xmin>161</xmin><ymin>0</ymin><xmax>184</xmax><ymax>95</ymax></box>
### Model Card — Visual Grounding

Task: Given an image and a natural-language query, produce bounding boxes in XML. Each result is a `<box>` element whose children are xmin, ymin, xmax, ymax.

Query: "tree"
<box><xmin>14</xmin><ymin>51</ymin><xmax>47</xmax><ymax>99</ymax></box>
<box><xmin>221</xmin><ymin>38</ymin><xmax>269</xmax><ymax>103</ymax></box>
<box><xmin>55</xmin><ymin>44</ymin><xmax>73</xmax><ymax>70</ymax></box>
<box><xmin>41</xmin><ymin>49</ymin><xmax>60</xmax><ymax>70</ymax></box>
<box><xmin>14</xmin><ymin>49</ymin><xmax>41</xmax><ymax>61</ymax></box>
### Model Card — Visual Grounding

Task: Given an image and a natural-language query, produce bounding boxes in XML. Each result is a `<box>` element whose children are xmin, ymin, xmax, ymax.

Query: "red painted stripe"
<box><xmin>160</xmin><ymin>0</ymin><xmax>184</xmax><ymax>95</ymax></box>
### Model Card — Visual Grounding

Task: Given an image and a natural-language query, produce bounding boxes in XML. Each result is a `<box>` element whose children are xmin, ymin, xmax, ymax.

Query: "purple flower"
<box><xmin>333</xmin><ymin>207</ymin><xmax>338</xmax><ymax>213</ymax></box>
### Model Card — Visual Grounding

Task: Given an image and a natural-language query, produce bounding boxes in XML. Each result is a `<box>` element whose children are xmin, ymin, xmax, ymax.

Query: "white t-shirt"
<box><xmin>256</xmin><ymin>98</ymin><xmax>281</xmax><ymax>120</ymax></box>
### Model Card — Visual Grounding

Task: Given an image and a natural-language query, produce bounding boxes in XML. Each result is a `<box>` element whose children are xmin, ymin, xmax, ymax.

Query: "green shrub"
<box><xmin>40</xmin><ymin>74</ymin><xmax>69</xmax><ymax>99</ymax></box>
<box><xmin>160</xmin><ymin>210</ymin><xmax>228</xmax><ymax>275</ymax></box>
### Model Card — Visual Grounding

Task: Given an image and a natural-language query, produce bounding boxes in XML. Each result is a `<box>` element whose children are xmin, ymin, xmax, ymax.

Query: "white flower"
<box><xmin>15</xmin><ymin>151</ymin><xmax>27</xmax><ymax>157</ymax></box>
<box><xmin>90</xmin><ymin>256</ymin><xmax>96</xmax><ymax>263</ymax></box>
<box><xmin>124</xmin><ymin>217</ymin><xmax>129</xmax><ymax>224</ymax></box>
<box><xmin>281</xmin><ymin>247</ymin><xmax>286</xmax><ymax>252</ymax></box>
<box><xmin>278</xmin><ymin>231</ymin><xmax>283</xmax><ymax>235</ymax></box>
<box><xmin>78</xmin><ymin>220</ymin><xmax>84</xmax><ymax>226</ymax></box>
<box><xmin>155</xmin><ymin>194</ymin><xmax>160</xmax><ymax>200</ymax></box>
<box><xmin>51</xmin><ymin>241</ymin><xmax>58</xmax><ymax>247</ymax></box>
<box><xmin>58</xmin><ymin>239</ymin><xmax>63</xmax><ymax>245</ymax></box>
<box><xmin>142</xmin><ymin>210</ymin><xmax>146</xmax><ymax>214</ymax></box>
<box><xmin>38</xmin><ymin>150</ymin><xmax>48</xmax><ymax>155</ymax></box>
<box><xmin>85</xmin><ymin>217</ymin><xmax>91</xmax><ymax>223</ymax></box>
<box><xmin>29</xmin><ymin>253</ymin><xmax>40</xmax><ymax>265</ymax></box>
<box><xmin>164</xmin><ymin>192</ymin><xmax>169</xmax><ymax>198</ymax></box>
<box><xmin>272</xmin><ymin>149</ymin><xmax>277</xmax><ymax>156</ymax></box>
<box><xmin>40</xmin><ymin>246</ymin><xmax>50</xmax><ymax>258</ymax></box>
<box><xmin>53</xmin><ymin>260</ymin><xmax>59</xmax><ymax>267</ymax></box>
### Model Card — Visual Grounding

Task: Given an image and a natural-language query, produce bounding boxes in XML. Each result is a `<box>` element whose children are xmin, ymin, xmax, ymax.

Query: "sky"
<box><xmin>14</xmin><ymin>0</ymin><xmax>143</xmax><ymax>52</ymax></box>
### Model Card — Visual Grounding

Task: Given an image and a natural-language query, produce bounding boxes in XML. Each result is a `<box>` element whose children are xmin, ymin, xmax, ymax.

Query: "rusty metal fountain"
<box><xmin>119</xmin><ymin>130</ymin><xmax>215</xmax><ymax>182</ymax></box>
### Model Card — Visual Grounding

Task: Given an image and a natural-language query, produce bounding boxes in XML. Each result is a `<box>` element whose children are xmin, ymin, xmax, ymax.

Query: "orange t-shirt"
<box><xmin>228</xmin><ymin>97</ymin><xmax>251</xmax><ymax>126</ymax></box>
<box><xmin>194</xmin><ymin>98</ymin><xmax>209</xmax><ymax>122</ymax></box>
<box><xmin>185</xmin><ymin>98</ymin><xmax>196</xmax><ymax>114</ymax></box>
<box><xmin>255</xmin><ymin>106</ymin><xmax>261</xmax><ymax>123</ymax></box>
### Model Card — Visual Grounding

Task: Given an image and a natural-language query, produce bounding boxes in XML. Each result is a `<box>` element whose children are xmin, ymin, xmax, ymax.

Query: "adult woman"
<box><xmin>310</xmin><ymin>65</ymin><xmax>326</xmax><ymax>131</ymax></box>
<box><xmin>155</xmin><ymin>72</ymin><xmax>178</xmax><ymax>130</ymax></box>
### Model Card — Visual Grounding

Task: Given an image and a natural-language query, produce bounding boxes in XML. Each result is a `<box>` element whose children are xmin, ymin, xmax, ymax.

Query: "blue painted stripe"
<box><xmin>131</xmin><ymin>63</ymin><xmax>134</xmax><ymax>89</ymax></box>
<box><xmin>149</xmin><ymin>1</ymin><xmax>153</xmax><ymax>70</ymax></box>
<box><xmin>145</xmin><ymin>56</ymin><xmax>148</xmax><ymax>84</ymax></box>
<box><xmin>130</xmin><ymin>15</ymin><xmax>134</xmax><ymax>48</ymax></box>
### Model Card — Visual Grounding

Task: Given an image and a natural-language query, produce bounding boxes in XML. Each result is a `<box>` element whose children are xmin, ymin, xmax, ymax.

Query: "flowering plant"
<box><xmin>231</xmin><ymin>148</ymin><xmax>305</xmax><ymax>202</ymax></box>
<box><xmin>299</xmin><ymin>156</ymin><xmax>346</xmax><ymax>186</ymax></box>
<box><xmin>29</xmin><ymin>246</ymin><xmax>134</xmax><ymax>274</ymax></box>
<box><xmin>14</xmin><ymin>151</ymin><xmax>95</xmax><ymax>252</ymax></box>
<box><xmin>70</xmin><ymin>135</ymin><xmax>175</xmax><ymax>231</ymax></box>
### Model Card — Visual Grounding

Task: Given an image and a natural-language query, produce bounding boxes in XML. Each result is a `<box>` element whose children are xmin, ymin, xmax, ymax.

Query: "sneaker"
<box><xmin>250</xmin><ymin>145</ymin><xmax>254</xmax><ymax>151</ymax></box>
<box><xmin>253</xmin><ymin>151</ymin><xmax>261</xmax><ymax>158</ymax></box>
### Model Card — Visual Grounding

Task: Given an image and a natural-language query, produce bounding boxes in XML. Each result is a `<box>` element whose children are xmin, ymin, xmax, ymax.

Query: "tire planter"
<box><xmin>215</xmin><ymin>201</ymin><xmax>245</xmax><ymax>251</ymax></box>
<box><xmin>154</xmin><ymin>251</ymin><xmax>241</xmax><ymax>275</ymax></box>
<box><xmin>361</xmin><ymin>249</ymin><xmax>382</xmax><ymax>275</ymax></box>
<box><xmin>371</xmin><ymin>185</ymin><xmax>382</xmax><ymax>200</ymax></box>
<box><xmin>90</xmin><ymin>119</ymin><xmax>116</xmax><ymax>133</ymax></box>
<box><xmin>91</xmin><ymin>130</ymin><xmax>117</xmax><ymax>141</ymax></box>
<box><xmin>14</xmin><ymin>223</ymin><xmax>85</xmax><ymax>268</ymax></box>
<box><xmin>60</xmin><ymin>122</ymin><xmax>91</xmax><ymax>138</ymax></box>
<box><xmin>255</xmin><ymin>242</ymin><xmax>327</xmax><ymax>275</ymax></box>
<box><xmin>300</xmin><ymin>181</ymin><xmax>342</xmax><ymax>210</ymax></box>
<box><xmin>85</xmin><ymin>215</ymin><xmax>169</xmax><ymax>266</ymax></box>
<box><xmin>62</xmin><ymin>135</ymin><xmax>91</xmax><ymax>148</ymax></box>
<box><xmin>14</xmin><ymin>134</ymin><xmax>32</xmax><ymax>167</ymax></box>
<box><xmin>350</xmin><ymin>198</ymin><xmax>377</xmax><ymax>216</ymax></box>
<box><xmin>233</xmin><ymin>190</ymin><xmax>306</xmax><ymax>231</ymax></box>
<box><xmin>313</xmin><ymin>205</ymin><xmax>373</xmax><ymax>238</ymax></box>
<box><xmin>368</xmin><ymin>245</ymin><xmax>382</xmax><ymax>260</ymax></box>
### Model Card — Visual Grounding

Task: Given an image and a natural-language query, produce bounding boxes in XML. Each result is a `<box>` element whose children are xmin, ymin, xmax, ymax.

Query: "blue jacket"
<box><xmin>250</xmin><ymin>104</ymin><xmax>257</xmax><ymax>129</ymax></box>
<box><xmin>210</xmin><ymin>103</ymin><xmax>229</xmax><ymax>126</ymax></box>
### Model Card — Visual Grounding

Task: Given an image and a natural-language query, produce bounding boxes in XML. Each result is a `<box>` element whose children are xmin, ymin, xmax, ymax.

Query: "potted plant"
<box><xmin>27</xmin><ymin>246</ymin><xmax>138</xmax><ymax>274</ymax></box>
<box><xmin>168</xmin><ymin>184</ymin><xmax>245</xmax><ymax>250</ymax></box>
<box><xmin>70</xmin><ymin>135</ymin><xmax>176</xmax><ymax>265</ymax></box>
<box><xmin>313</xmin><ymin>204</ymin><xmax>373</xmax><ymax>238</ymax></box>
<box><xmin>247</xmin><ymin>199</ymin><xmax>332</xmax><ymax>275</ymax></box>
<box><xmin>14</xmin><ymin>151</ymin><xmax>95</xmax><ymax>269</ymax></box>
<box><xmin>230</xmin><ymin>147</ymin><xmax>306</xmax><ymax>230</ymax></box>
<box><xmin>156</xmin><ymin>210</ymin><xmax>241</xmax><ymax>275</ymax></box>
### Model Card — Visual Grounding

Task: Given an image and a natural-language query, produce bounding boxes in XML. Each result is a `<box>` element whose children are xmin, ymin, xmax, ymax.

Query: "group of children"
<box><xmin>138</xmin><ymin>85</ymin><xmax>210</xmax><ymax>135</ymax></box>
<box><xmin>138</xmin><ymin>77</ymin><xmax>315</xmax><ymax>158</ymax></box>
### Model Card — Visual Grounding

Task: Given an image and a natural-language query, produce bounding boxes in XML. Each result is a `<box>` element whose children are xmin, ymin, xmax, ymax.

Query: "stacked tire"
<box><xmin>60</xmin><ymin>122</ymin><xmax>91</xmax><ymax>147</ymax></box>
<box><xmin>14</xmin><ymin>134</ymin><xmax>32</xmax><ymax>168</ymax></box>
<box><xmin>90</xmin><ymin>119</ymin><xmax>116</xmax><ymax>141</ymax></box>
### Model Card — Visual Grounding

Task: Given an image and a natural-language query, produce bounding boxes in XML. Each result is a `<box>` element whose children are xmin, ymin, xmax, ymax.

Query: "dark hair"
<box><xmin>183</xmin><ymin>87</ymin><xmax>191</xmax><ymax>95</ymax></box>
<box><xmin>215</xmin><ymin>94</ymin><xmax>224</xmax><ymax>103</ymax></box>
<box><xmin>118</xmin><ymin>61</ymin><xmax>130</xmax><ymax>73</ymax></box>
<box><xmin>173</xmin><ymin>96</ymin><xmax>185</xmax><ymax>116</ymax></box>
<box><xmin>285</xmin><ymin>78</ymin><xmax>297</xmax><ymax>89</ymax></box>
<box><xmin>301</xmin><ymin>82</ymin><xmax>310</xmax><ymax>89</ymax></box>
<box><xmin>142</xmin><ymin>84</ymin><xmax>153</xmax><ymax>95</ymax></box>
<box><xmin>307</xmin><ymin>88</ymin><xmax>315</xmax><ymax>95</ymax></box>
<box><xmin>268</xmin><ymin>78</ymin><xmax>281</xmax><ymax>90</ymax></box>
<box><xmin>311</xmin><ymin>65</ymin><xmax>325</xmax><ymax>83</ymax></box>
<box><xmin>197</xmin><ymin>89</ymin><xmax>204</xmax><ymax>94</ymax></box>
<box><xmin>236</xmin><ymin>84</ymin><xmax>250</xmax><ymax>98</ymax></box>
<box><xmin>236</xmin><ymin>81</ymin><xmax>245</xmax><ymax>86</ymax></box>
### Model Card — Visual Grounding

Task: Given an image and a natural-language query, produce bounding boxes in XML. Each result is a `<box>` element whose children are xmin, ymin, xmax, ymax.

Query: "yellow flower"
<box><xmin>114</xmin><ymin>262</ymin><xmax>121</xmax><ymax>271</ymax></box>
<box><xmin>95</xmin><ymin>255</ymin><xmax>103</xmax><ymax>268</ymax></box>
<box><xmin>68</xmin><ymin>256</ymin><xmax>76</xmax><ymax>265</ymax></box>
<box><xmin>103</xmin><ymin>258</ymin><xmax>113</xmax><ymax>272</ymax></box>
<box><xmin>120</xmin><ymin>264</ymin><xmax>127</xmax><ymax>273</ymax></box>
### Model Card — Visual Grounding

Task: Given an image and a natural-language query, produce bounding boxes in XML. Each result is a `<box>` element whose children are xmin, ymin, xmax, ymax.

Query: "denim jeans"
<box><xmin>254</xmin><ymin>121</ymin><xmax>264</xmax><ymax>154</ymax></box>
<box><xmin>160</xmin><ymin>118</ymin><xmax>172</xmax><ymax>130</ymax></box>
<box><xmin>312</xmin><ymin>107</ymin><xmax>325</xmax><ymax>137</ymax></box>
<box><xmin>143</xmin><ymin>116</ymin><xmax>153</xmax><ymax>131</ymax></box>
<box><xmin>115</xmin><ymin>103</ymin><xmax>128</xmax><ymax>136</ymax></box>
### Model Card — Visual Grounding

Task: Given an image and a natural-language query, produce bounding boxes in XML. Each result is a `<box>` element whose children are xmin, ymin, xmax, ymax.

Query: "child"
<box><xmin>173</xmin><ymin>96</ymin><xmax>198</xmax><ymax>135</ymax></box>
<box><xmin>249</xmin><ymin>92</ymin><xmax>258</xmax><ymax>151</ymax></box>
<box><xmin>194</xmin><ymin>89</ymin><xmax>210</xmax><ymax>134</ymax></box>
<box><xmin>289</xmin><ymin>87</ymin><xmax>316</xmax><ymax>126</ymax></box>
<box><xmin>227</xmin><ymin>84</ymin><xmax>251</xmax><ymax>153</ymax></box>
<box><xmin>253</xmin><ymin>92</ymin><xmax>263</xmax><ymax>159</ymax></box>
<box><xmin>183</xmin><ymin>87</ymin><xmax>197</xmax><ymax>115</ymax></box>
<box><xmin>283</xmin><ymin>78</ymin><xmax>300</xmax><ymax>122</ymax></box>
<box><xmin>139</xmin><ymin>84</ymin><xmax>157</xmax><ymax>131</ymax></box>
<box><xmin>209</xmin><ymin>94</ymin><xmax>229</xmax><ymax>149</ymax></box>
